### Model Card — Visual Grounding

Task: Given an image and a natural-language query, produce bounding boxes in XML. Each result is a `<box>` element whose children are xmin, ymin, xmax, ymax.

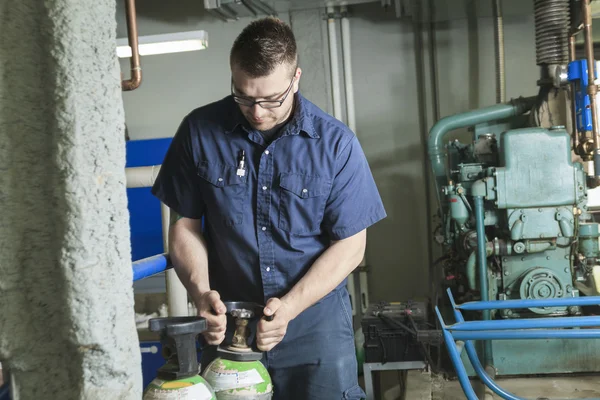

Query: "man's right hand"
<box><xmin>196</xmin><ymin>290</ymin><xmax>227</xmax><ymax>345</ymax></box>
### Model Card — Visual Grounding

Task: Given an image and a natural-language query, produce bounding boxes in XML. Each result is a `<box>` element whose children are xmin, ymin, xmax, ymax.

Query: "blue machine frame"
<box><xmin>437</xmin><ymin>288</ymin><xmax>600</xmax><ymax>400</ymax></box>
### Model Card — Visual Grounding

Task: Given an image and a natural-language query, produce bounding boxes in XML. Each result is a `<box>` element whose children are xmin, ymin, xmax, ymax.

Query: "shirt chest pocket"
<box><xmin>278</xmin><ymin>173</ymin><xmax>331</xmax><ymax>235</ymax></box>
<box><xmin>197</xmin><ymin>161</ymin><xmax>247</xmax><ymax>226</ymax></box>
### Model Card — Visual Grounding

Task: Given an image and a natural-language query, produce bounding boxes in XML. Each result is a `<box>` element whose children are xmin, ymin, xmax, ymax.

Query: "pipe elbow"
<box><xmin>122</xmin><ymin>69</ymin><xmax>142</xmax><ymax>91</ymax></box>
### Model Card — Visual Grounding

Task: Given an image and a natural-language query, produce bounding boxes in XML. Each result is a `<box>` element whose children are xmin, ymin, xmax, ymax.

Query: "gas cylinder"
<box><xmin>143</xmin><ymin>316</ymin><xmax>217</xmax><ymax>400</ymax></box>
<box><xmin>202</xmin><ymin>302</ymin><xmax>274</xmax><ymax>399</ymax></box>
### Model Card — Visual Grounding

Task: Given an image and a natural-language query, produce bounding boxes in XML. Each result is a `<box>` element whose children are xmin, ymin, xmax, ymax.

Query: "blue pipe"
<box><xmin>453</xmin><ymin>329</ymin><xmax>600</xmax><ymax>341</ymax></box>
<box><xmin>435</xmin><ymin>307</ymin><xmax>479</xmax><ymax>400</ymax></box>
<box><xmin>457</xmin><ymin>295</ymin><xmax>600</xmax><ymax>310</ymax></box>
<box><xmin>463</xmin><ymin>340</ymin><xmax>523</xmax><ymax>400</ymax></box>
<box><xmin>448</xmin><ymin>298</ymin><xmax>523</xmax><ymax>400</ymax></box>
<box><xmin>447</xmin><ymin>315</ymin><xmax>600</xmax><ymax>331</ymax></box>
<box><xmin>473</xmin><ymin>195</ymin><xmax>493</xmax><ymax>368</ymax></box>
<box><xmin>132</xmin><ymin>254</ymin><xmax>172</xmax><ymax>282</ymax></box>
<box><xmin>443</xmin><ymin>289</ymin><xmax>600</xmax><ymax>400</ymax></box>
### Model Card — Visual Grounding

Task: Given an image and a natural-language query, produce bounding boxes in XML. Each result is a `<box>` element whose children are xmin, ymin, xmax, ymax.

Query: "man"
<box><xmin>152</xmin><ymin>17</ymin><xmax>386</xmax><ymax>399</ymax></box>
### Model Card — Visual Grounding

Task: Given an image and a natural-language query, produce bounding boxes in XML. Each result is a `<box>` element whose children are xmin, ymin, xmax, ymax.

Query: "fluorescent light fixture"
<box><xmin>116</xmin><ymin>30</ymin><xmax>208</xmax><ymax>58</ymax></box>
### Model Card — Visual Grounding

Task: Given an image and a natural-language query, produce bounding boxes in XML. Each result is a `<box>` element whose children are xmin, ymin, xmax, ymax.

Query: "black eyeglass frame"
<box><xmin>231</xmin><ymin>74</ymin><xmax>296</xmax><ymax>109</ymax></box>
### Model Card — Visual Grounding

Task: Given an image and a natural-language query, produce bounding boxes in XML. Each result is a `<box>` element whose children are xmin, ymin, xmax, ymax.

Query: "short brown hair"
<box><xmin>230</xmin><ymin>17</ymin><xmax>297</xmax><ymax>78</ymax></box>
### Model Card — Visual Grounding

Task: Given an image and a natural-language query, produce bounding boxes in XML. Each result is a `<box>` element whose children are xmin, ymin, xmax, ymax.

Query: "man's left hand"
<box><xmin>257</xmin><ymin>298</ymin><xmax>294</xmax><ymax>351</ymax></box>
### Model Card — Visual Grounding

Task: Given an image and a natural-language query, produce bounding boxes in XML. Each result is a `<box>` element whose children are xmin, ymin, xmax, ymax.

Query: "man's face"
<box><xmin>231</xmin><ymin>63</ymin><xmax>301</xmax><ymax>131</ymax></box>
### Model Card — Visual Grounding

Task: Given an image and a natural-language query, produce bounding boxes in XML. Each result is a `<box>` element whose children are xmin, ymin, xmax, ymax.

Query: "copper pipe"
<box><xmin>121</xmin><ymin>0</ymin><xmax>142</xmax><ymax>91</ymax></box>
<box><xmin>583</xmin><ymin>0</ymin><xmax>599</xmax><ymax>160</ymax></box>
<box><xmin>570</xmin><ymin>34</ymin><xmax>579</xmax><ymax>152</ymax></box>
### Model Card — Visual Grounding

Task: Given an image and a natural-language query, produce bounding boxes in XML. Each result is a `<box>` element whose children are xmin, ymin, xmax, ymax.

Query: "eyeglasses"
<box><xmin>231</xmin><ymin>75</ymin><xmax>295</xmax><ymax>109</ymax></box>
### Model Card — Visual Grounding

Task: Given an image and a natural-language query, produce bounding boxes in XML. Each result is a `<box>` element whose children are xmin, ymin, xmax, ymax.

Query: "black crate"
<box><xmin>360</xmin><ymin>301</ymin><xmax>428</xmax><ymax>364</ymax></box>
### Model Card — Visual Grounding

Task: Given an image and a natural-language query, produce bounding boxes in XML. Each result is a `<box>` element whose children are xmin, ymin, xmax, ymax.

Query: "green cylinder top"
<box><xmin>579</xmin><ymin>223</ymin><xmax>600</xmax><ymax>238</ymax></box>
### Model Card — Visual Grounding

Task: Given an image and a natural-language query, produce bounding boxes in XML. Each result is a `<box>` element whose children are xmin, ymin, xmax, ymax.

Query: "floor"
<box><xmin>403</xmin><ymin>371</ymin><xmax>600</xmax><ymax>400</ymax></box>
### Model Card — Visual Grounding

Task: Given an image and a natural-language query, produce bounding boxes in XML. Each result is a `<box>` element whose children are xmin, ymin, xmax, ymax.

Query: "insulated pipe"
<box><xmin>125</xmin><ymin>165</ymin><xmax>161</xmax><ymax>188</ymax></box>
<box><xmin>492</xmin><ymin>0</ymin><xmax>506</xmax><ymax>104</ymax></box>
<box><xmin>428</xmin><ymin>97</ymin><xmax>537</xmax><ymax>193</ymax></box>
<box><xmin>121</xmin><ymin>0</ymin><xmax>142</xmax><ymax>91</ymax></box>
<box><xmin>534</xmin><ymin>0</ymin><xmax>569</xmax><ymax>66</ymax></box>
<box><xmin>582</xmin><ymin>0</ymin><xmax>600</xmax><ymax>176</ymax></box>
<box><xmin>162</xmin><ymin>203</ymin><xmax>189</xmax><ymax>317</ymax></box>
<box><xmin>132</xmin><ymin>254</ymin><xmax>171</xmax><ymax>281</ymax></box>
<box><xmin>327</xmin><ymin>6</ymin><xmax>343</xmax><ymax>120</ymax></box>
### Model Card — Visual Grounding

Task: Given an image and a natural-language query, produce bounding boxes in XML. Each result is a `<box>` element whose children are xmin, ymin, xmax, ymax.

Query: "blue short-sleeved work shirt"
<box><xmin>152</xmin><ymin>93</ymin><xmax>386</xmax><ymax>304</ymax></box>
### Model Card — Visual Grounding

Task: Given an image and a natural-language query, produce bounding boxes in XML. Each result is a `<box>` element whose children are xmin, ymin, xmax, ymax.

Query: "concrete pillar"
<box><xmin>0</xmin><ymin>1</ymin><xmax>142</xmax><ymax>399</ymax></box>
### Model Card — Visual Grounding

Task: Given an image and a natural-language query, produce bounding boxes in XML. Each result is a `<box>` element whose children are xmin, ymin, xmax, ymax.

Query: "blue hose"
<box><xmin>132</xmin><ymin>254</ymin><xmax>172</xmax><ymax>282</ymax></box>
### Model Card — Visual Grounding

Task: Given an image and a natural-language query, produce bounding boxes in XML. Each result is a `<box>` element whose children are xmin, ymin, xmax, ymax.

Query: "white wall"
<box><xmin>117</xmin><ymin>0</ymin><xmax>290</xmax><ymax>140</ymax></box>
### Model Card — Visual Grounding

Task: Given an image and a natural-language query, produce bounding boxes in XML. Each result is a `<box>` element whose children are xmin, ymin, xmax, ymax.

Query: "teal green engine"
<box><xmin>440</xmin><ymin>124</ymin><xmax>595</xmax><ymax>318</ymax></box>
<box><xmin>429</xmin><ymin>99</ymin><xmax>600</xmax><ymax>375</ymax></box>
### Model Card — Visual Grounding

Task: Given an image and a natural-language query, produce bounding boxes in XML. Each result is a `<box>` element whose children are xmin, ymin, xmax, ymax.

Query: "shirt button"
<box><xmin>264</xmin><ymin>150</ymin><xmax>270</xmax><ymax>155</ymax></box>
<box><xmin>261</xmin><ymin>226</ymin><xmax>267</xmax><ymax>231</ymax></box>
<box><xmin>262</xmin><ymin>186</ymin><xmax>268</xmax><ymax>191</ymax></box>
<box><xmin>266</xmin><ymin>267</ymin><xmax>271</xmax><ymax>272</ymax></box>
<box><xmin>302</xmin><ymin>188</ymin><xmax>308</xmax><ymax>193</ymax></box>
<box><xmin>218</xmin><ymin>178</ymin><xmax>223</xmax><ymax>182</ymax></box>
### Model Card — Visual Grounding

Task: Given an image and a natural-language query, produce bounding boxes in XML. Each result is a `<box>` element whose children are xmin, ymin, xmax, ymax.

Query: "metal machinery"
<box><xmin>429</xmin><ymin>0</ymin><xmax>600</xmax><ymax>381</ymax></box>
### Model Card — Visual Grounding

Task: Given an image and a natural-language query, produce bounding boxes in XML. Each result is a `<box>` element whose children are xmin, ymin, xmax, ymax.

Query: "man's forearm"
<box><xmin>281</xmin><ymin>229</ymin><xmax>366</xmax><ymax>320</ymax></box>
<box><xmin>168</xmin><ymin>213</ymin><xmax>210</xmax><ymax>303</ymax></box>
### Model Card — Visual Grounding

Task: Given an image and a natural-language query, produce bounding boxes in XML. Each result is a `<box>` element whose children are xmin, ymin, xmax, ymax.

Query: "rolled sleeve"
<box><xmin>151</xmin><ymin>116</ymin><xmax>205</xmax><ymax>219</ymax></box>
<box><xmin>322</xmin><ymin>136</ymin><xmax>386</xmax><ymax>240</ymax></box>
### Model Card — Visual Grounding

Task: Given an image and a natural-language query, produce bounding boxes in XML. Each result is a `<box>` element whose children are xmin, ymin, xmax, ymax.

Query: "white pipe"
<box><xmin>341</xmin><ymin>7</ymin><xmax>356</xmax><ymax>133</ymax></box>
<box><xmin>339</xmin><ymin>6</ymin><xmax>366</xmax><ymax>313</ymax></box>
<box><xmin>340</xmin><ymin>6</ymin><xmax>367</xmax><ymax>271</ymax></box>
<box><xmin>161</xmin><ymin>203</ymin><xmax>188</xmax><ymax>317</ymax></box>
<box><xmin>125</xmin><ymin>165</ymin><xmax>161</xmax><ymax>188</ymax></box>
<box><xmin>125</xmin><ymin>164</ymin><xmax>188</xmax><ymax>316</ymax></box>
<box><xmin>327</xmin><ymin>6</ymin><xmax>343</xmax><ymax>121</ymax></box>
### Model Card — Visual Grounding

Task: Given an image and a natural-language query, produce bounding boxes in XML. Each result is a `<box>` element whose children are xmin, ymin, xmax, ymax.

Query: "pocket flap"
<box><xmin>279</xmin><ymin>173</ymin><xmax>330</xmax><ymax>198</ymax></box>
<box><xmin>197</xmin><ymin>161</ymin><xmax>246</xmax><ymax>187</ymax></box>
